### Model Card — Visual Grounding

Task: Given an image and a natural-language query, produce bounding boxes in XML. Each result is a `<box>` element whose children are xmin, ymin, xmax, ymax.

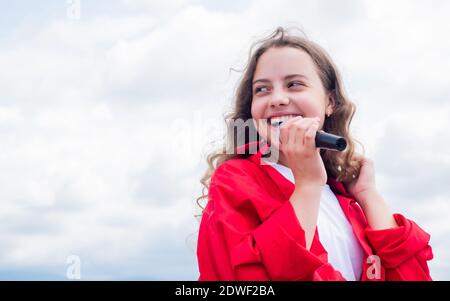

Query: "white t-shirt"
<box><xmin>269</xmin><ymin>162</ymin><xmax>365</xmax><ymax>281</ymax></box>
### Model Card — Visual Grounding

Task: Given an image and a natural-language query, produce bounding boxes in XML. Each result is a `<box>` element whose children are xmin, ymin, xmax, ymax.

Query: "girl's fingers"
<box><xmin>280</xmin><ymin>117</ymin><xmax>316</xmax><ymax>147</ymax></box>
<box><xmin>279</xmin><ymin>122</ymin><xmax>289</xmax><ymax>146</ymax></box>
<box><xmin>304</xmin><ymin>119</ymin><xmax>320</xmax><ymax>148</ymax></box>
<box><xmin>280</xmin><ymin>117</ymin><xmax>319</xmax><ymax>150</ymax></box>
<box><xmin>293</xmin><ymin>118</ymin><xmax>317</xmax><ymax>146</ymax></box>
<box><xmin>287</xmin><ymin>121</ymin><xmax>298</xmax><ymax>146</ymax></box>
<box><xmin>280</xmin><ymin>116</ymin><xmax>303</xmax><ymax>146</ymax></box>
<box><xmin>285</xmin><ymin>118</ymin><xmax>300</xmax><ymax>146</ymax></box>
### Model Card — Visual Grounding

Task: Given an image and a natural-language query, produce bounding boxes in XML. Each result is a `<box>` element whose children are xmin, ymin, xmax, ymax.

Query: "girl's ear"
<box><xmin>326</xmin><ymin>90</ymin><xmax>337</xmax><ymax>116</ymax></box>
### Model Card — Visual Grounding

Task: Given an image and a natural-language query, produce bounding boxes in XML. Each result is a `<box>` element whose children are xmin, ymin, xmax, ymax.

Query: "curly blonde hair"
<box><xmin>196</xmin><ymin>27</ymin><xmax>363</xmax><ymax>212</ymax></box>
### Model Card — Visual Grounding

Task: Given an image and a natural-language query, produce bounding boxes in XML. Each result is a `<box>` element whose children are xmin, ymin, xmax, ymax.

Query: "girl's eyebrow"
<box><xmin>252</xmin><ymin>74</ymin><xmax>309</xmax><ymax>86</ymax></box>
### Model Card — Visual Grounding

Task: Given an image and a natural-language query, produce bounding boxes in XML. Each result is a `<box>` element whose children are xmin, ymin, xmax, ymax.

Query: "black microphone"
<box><xmin>315</xmin><ymin>130</ymin><xmax>347</xmax><ymax>152</ymax></box>
<box><xmin>273</xmin><ymin>121</ymin><xmax>347</xmax><ymax>152</ymax></box>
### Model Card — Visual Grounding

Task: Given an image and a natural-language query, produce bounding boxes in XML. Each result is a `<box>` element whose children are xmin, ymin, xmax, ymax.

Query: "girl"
<box><xmin>196</xmin><ymin>27</ymin><xmax>433</xmax><ymax>281</ymax></box>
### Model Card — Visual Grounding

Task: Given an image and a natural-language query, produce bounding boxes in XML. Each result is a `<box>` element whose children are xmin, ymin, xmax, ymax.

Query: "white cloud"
<box><xmin>0</xmin><ymin>0</ymin><xmax>448</xmax><ymax>280</ymax></box>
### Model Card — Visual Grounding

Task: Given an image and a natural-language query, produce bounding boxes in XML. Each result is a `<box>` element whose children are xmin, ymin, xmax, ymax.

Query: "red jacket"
<box><xmin>197</xmin><ymin>143</ymin><xmax>433</xmax><ymax>281</ymax></box>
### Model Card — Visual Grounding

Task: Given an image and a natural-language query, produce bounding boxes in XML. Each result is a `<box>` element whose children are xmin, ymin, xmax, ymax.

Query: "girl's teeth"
<box><xmin>270</xmin><ymin>115</ymin><xmax>298</xmax><ymax>126</ymax></box>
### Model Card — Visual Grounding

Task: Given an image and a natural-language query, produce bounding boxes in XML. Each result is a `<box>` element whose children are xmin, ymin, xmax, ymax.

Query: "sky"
<box><xmin>0</xmin><ymin>0</ymin><xmax>449</xmax><ymax>280</ymax></box>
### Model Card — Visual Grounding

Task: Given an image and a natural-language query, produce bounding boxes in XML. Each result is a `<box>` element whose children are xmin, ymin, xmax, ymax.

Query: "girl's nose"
<box><xmin>269</xmin><ymin>89</ymin><xmax>290</xmax><ymax>107</ymax></box>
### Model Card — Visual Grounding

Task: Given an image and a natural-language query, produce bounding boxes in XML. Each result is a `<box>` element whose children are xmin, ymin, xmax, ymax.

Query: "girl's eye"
<box><xmin>288</xmin><ymin>81</ymin><xmax>304</xmax><ymax>88</ymax></box>
<box><xmin>254</xmin><ymin>86</ymin><xmax>269</xmax><ymax>94</ymax></box>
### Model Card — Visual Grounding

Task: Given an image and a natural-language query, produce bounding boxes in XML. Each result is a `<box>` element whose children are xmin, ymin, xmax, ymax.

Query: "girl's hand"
<box><xmin>279</xmin><ymin>116</ymin><xmax>327</xmax><ymax>187</ymax></box>
<box><xmin>344</xmin><ymin>154</ymin><xmax>398</xmax><ymax>229</ymax></box>
<box><xmin>344</xmin><ymin>153</ymin><xmax>378</xmax><ymax>204</ymax></box>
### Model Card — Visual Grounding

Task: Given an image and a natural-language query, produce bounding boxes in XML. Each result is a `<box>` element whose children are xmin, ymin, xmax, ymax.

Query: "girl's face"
<box><xmin>251</xmin><ymin>46</ymin><xmax>333</xmax><ymax>148</ymax></box>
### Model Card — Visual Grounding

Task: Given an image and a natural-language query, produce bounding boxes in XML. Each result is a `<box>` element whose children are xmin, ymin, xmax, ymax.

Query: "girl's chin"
<box><xmin>256</xmin><ymin>121</ymin><xmax>281</xmax><ymax>149</ymax></box>
<box><xmin>263</xmin><ymin>137</ymin><xmax>280</xmax><ymax>151</ymax></box>
<box><xmin>267</xmin><ymin>126</ymin><xmax>281</xmax><ymax>148</ymax></box>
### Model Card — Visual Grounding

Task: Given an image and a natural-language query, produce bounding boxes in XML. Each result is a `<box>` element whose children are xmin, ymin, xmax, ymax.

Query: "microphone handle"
<box><xmin>315</xmin><ymin>130</ymin><xmax>347</xmax><ymax>151</ymax></box>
